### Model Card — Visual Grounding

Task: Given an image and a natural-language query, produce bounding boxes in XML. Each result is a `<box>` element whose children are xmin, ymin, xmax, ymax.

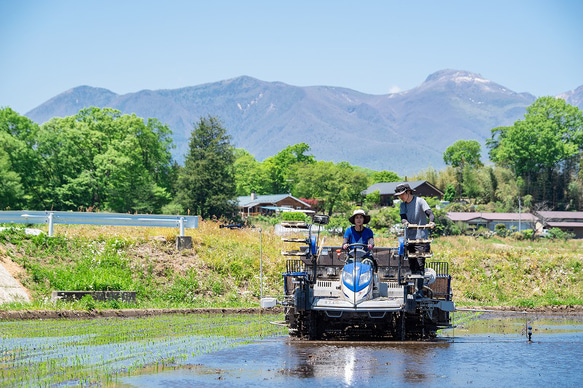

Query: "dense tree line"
<box><xmin>1</xmin><ymin>96</ymin><xmax>582</xmax><ymax>221</ymax></box>
<box><xmin>234</xmin><ymin>143</ymin><xmax>383</xmax><ymax>216</ymax></box>
<box><xmin>487</xmin><ymin>97</ymin><xmax>583</xmax><ymax>210</ymax></box>
<box><xmin>0</xmin><ymin>107</ymin><xmax>394</xmax><ymax>219</ymax></box>
<box><xmin>423</xmin><ymin>97</ymin><xmax>583</xmax><ymax>213</ymax></box>
<box><xmin>1</xmin><ymin>107</ymin><xmax>175</xmax><ymax>213</ymax></box>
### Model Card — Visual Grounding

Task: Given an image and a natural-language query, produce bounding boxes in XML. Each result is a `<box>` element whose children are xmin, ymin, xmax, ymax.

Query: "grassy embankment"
<box><xmin>0</xmin><ymin>222</ymin><xmax>582</xmax><ymax>310</ymax></box>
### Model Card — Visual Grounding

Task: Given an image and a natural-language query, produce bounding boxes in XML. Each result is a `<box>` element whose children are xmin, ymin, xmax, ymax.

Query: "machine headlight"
<box><xmin>343</xmin><ymin>270</ymin><xmax>353</xmax><ymax>286</ymax></box>
<box><xmin>359</xmin><ymin>270</ymin><xmax>371</xmax><ymax>285</ymax></box>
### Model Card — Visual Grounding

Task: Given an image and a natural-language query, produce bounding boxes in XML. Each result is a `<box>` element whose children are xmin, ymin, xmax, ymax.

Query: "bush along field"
<box><xmin>0</xmin><ymin>221</ymin><xmax>582</xmax><ymax>311</ymax></box>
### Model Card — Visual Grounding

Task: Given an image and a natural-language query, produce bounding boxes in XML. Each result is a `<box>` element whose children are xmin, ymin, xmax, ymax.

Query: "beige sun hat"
<box><xmin>348</xmin><ymin>209</ymin><xmax>371</xmax><ymax>224</ymax></box>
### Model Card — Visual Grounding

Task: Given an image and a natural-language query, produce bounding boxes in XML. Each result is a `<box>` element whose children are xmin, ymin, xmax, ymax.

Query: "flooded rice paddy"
<box><xmin>1</xmin><ymin>312</ymin><xmax>582</xmax><ymax>387</ymax></box>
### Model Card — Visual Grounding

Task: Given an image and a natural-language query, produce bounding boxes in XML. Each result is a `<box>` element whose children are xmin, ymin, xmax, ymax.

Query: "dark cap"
<box><xmin>394</xmin><ymin>183</ymin><xmax>415</xmax><ymax>196</ymax></box>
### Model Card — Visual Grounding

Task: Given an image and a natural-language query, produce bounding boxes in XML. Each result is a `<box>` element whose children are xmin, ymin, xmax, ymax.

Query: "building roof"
<box><xmin>546</xmin><ymin>221</ymin><xmax>583</xmax><ymax>228</ymax></box>
<box><xmin>446</xmin><ymin>212</ymin><xmax>538</xmax><ymax>222</ymax></box>
<box><xmin>537</xmin><ymin>211</ymin><xmax>583</xmax><ymax>220</ymax></box>
<box><xmin>362</xmin><ymin>180</ymin><xmax>443</xmax><ymax>196</ymax></box>
<box><xmin>237</xmin><ymin>194</ymin><xmax>311</xmax><ymax>209</ymax></box>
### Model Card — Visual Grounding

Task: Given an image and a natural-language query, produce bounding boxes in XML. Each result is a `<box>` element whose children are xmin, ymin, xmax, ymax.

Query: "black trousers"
<box><xmin>407</xmin><ymin>243</ymin><xmax>430</xmax><ymax>275</ymax></box>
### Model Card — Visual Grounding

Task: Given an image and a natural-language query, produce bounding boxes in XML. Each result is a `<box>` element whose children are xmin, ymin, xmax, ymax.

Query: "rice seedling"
<box><xmin>0</xmin><ymin>313</ymin><xmax>286</xmax><ymax>387</ymax></box>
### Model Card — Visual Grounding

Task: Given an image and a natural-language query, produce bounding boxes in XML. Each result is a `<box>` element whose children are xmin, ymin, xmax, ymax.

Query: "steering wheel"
<box><xmin>344</xmin><ymin>243</ymin><xmax>368</xmax><ymax>248</ymax></box>
<box><xmin>344</xmin><ymin>243</ymin><xmax>370</xmax><ymax>261</ymax></box>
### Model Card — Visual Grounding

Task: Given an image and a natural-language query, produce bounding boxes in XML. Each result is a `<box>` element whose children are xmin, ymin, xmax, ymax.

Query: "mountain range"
<box><xmin>25</xmin><ymin>70</ymin><xmax>583</xmax><ymax>175</ymax></box>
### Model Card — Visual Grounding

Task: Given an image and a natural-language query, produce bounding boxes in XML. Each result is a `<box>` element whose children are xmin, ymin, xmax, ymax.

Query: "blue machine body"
<box><xmin>342</xmin><ymin>261</ymin><xmax>373</xmax><ymax>294</ymax></box>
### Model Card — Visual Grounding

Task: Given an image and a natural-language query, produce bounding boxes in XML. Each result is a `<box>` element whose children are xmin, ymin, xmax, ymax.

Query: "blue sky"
<box><xmin>1</xmin><ymin>0</ymin><xmax>582</xmax><ymax>114</ymax></box>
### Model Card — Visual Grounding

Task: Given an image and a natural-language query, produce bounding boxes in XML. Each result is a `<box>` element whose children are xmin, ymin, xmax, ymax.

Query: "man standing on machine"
<box><xmin>394</xmin><ymin>183</ymin><xmax>435</xmax><ymax>275</ymax></box>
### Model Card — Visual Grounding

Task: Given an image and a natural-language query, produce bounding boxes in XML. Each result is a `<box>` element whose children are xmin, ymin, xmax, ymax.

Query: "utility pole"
<box><xmin>518</xmin><ymin>195</ymin><xmax>522</xmax><ymax>232</ymax></box>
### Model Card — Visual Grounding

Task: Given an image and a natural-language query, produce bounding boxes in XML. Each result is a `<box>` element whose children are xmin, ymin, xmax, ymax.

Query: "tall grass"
<box><xmin>433</xmin><ymin>236</ymin><xmax>583</xmax><ymax>307</ymax></box>
<box><xmin>0</xmin><ymin>222</ymin><xmax>290</xmax><ymax>309</ymax></box>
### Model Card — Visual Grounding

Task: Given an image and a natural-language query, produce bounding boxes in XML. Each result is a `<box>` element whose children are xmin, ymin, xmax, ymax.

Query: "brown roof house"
<box><xmin>362</xmin><ymin>181</ymin><xmax>444</xmax><ymax>206</ymax></box>
<box><xmin>446</xmin><ymin>212</ymin><xmax>538</xmax><ymax>232</ymax></box>
<box><xmin>536</xmin><ymin>211</ymin><xmax>583</xmax><ymax>238</ymax></box>
<box><xmin>237</xmin><ymin>193</ymin><xmax>313</xmax><ymax>218</ymax></box>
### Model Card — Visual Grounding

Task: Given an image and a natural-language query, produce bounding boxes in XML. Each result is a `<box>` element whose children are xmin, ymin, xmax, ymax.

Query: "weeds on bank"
<box><xmin>0</xmin><ymin>223</ymin><xmax>287</xmax><ymax>309</ymax></box>
<box><xmin>1</xmin><ymin>224</ymin><xmax>582</xmax><ymax>310</ymax></box>
<box><xmin>433</xmin><ymin>236</ymin><xmax>583</xmax><ymax>307</ymax></box>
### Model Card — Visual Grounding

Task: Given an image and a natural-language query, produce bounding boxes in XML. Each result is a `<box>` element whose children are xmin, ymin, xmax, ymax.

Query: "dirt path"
<box><xmin>0</xmin><ymin>258</ymin><xmax>31</xmax><ymax>304</ymax></box>
<box><xmin>2</xmin><ymin>305</ymin><xmax>583</xmax><ymax>321</ymax></box>
<box><xmin>0</xmin><ymin>307</ymin><xmax>285</xmax><ymax>320</ymax></box>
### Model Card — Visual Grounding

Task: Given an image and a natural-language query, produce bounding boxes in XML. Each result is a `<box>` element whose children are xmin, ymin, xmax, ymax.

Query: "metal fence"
<box><xmin>0</xmin><ymin>211</ymin><xmax>198</xmax><ymax>237</ymax></box>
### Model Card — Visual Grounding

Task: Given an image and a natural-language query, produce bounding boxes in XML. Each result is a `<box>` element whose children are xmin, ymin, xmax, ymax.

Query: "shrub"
<box><xmin>449</xmin><ymin>223</ymin><xmax>461</xmax><ymax>236</ymax></box>
<box><xmin>510</xmin><ymin>231</ymin><xmax>524</xmax><ymax>240</ymax></box>
<box><xmin>326</xmin><ymin>215</ymin><xmax>349</xmax><ymax>236</ymax></box>
<box><xmin>80</xmin><ymin>294</ymin><xmax>97</xmax><ymax>311</ymax></box>
<box><xmin>522</xmin><ymin>229</ymin><xmax>535</xmax><ymax>240</ymax></box>
<box><xmin>546</xmin><ymin>227</ymin><xmax>575</xmax><ymax>240</ymax></box>
<box><xmin>364</xmin><ymin>190</ymin><xmax>381</xmax><ymax>208</ymax></box>
<box><xmin>443</xmin><ymin>184</ymin><xmax>456</xmax><ymax>202</ymax></box>
<box><xmin>282</xmin><ymin>212</ymin><xmax>308</xmax><ymax>222</ymax></box>
<box><xmin>248</xmin><ymin>215</ymin><xmax>279</xmax><ymax>226</ymax></box>
<box><xmin>369</xmin><ymin>207</ymin><xmax>399</xmax><ymax>230</ymax></box>
<box><xmin>474</xmin><ymin>226</ymin><xmax>492</xmax><ymax>237</ymax></box>
<box><xmin>494</xmin><ymin>223</ymin><xmax>508</xmax><ymax>237</ymax></box>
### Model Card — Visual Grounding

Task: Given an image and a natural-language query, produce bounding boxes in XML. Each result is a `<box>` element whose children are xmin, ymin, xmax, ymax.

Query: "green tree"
<box><xmin>0</xmin><ymin>146</ymin><xmax>24</xmax><ymax>209</ymax></box>
<box><xmin>487</xmin><ymin>97</ymin><xmax>583</xmax><ymax>207</ymax></box>
<box><xmin>263</xmin><ymin>143</ymin><xmax>315</xmax><ymax>193</ymax></box>
<box><xmin>0</xmin><ymin>107</ymin><xmax>41</xmax><ymax>208</ymax></box>
<box><xmin>34</xmin><ymin>108</ymin><xmax>174</xmax><ymax>212</ymax></box>
<box><xmin>370</xmin><ymin>170</ymin><xmax>401</xmax><ymax>184</ymax></box>
<box><xmin>176</xmin><ymin>116</ymin><xmax>237</xmax><ymax>219</ymax></box>
<box><xmin>443</xmin><ymin>139</ymin><xmax>483</xmax><ymax>199</ymax></box>
<box><xmin>443</xmin><ymin>184</ymin><xmax>456</xmax><ymax>202</ymax></box>
<box><xmin>233</xmin><ymin>149</ymin><xmax>271</xmax><ymax>196</ymax></box>
<box><xmin>293</xmin><ymin>161</ymin><xmax>368</xmax><ymax>215</ymax></box>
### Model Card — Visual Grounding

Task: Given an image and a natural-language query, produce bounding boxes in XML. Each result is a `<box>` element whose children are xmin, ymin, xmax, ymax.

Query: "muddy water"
<box><xmin>119</xmin><ymin>314</ymin><xmax>583</xmax><ymax>387</ymax></box>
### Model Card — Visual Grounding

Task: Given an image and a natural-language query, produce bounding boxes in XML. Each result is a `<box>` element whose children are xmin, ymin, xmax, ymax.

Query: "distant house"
<box><xmin>362</xmin><ymin>181</ymin><xmax>444</xmax><ymax>206</ymax></box>
<box><xmin>237</xmin><ymin>193</ymin><xmax>313</xmax><ymax>218</ymax></box>
<box><xmin>446</xmin><ymin>212</ymin><xmax>538</xmax><ymax>232</ymax></box>
<box><xmin>536</xmin><ymin>211</ymin><xmax>583</xmax><ymax>238</ymax></box>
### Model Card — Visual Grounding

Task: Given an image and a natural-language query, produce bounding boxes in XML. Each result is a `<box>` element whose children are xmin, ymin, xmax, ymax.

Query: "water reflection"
<box><xmin>278</xmin><ymin>339</ymin><xmax>451</xmax><ymax>386</ymax></box>
<box><xmin>343</xmin><ymin>347</ymin><xmax>355</xmax><ymax>385</ymax></box>
<box><xmin>119</xmin><ymin>315</ymin><xmax>583</xmax><ymax>388</ymax></box>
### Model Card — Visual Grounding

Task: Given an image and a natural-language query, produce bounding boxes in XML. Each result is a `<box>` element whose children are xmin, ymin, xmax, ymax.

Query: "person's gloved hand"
<box><xmin>428</xmin><ymin>222</ymin><xmax>436</xmax><ymax>228</ymax></box>
<box><xmin>368</xmin><ymin>244</ymin><xmax>374</xmax><ymax>250</ymax></box>
<box><xmin>401</xmin><ymin>219</ymin><xmax>409</xmax><ymax>228</ymax></box>
<box><xmin>342</xmin><ymin>243</ymin><xmax>348</xmax><ymax>250</ymax></box>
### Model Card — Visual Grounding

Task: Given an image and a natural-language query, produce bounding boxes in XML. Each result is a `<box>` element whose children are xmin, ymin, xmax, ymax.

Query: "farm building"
<box><xmin>362</xmin><ymin>181</ymin><xmax>444</xmax><ymax>206</ymax></box>
<box><xmin>536</xmin><ymin>211</ymin><xmax>583</xmax><ymax>238</ymax></box>
<box><xmin>446</xmin><ymin>212</ymin><xmax>538</xmax><ymax>232</ymax></box>
<box><xmin>237</xmin><ymin>193</ymin><xmax>313</xmax><ymax>218</ymax></box>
